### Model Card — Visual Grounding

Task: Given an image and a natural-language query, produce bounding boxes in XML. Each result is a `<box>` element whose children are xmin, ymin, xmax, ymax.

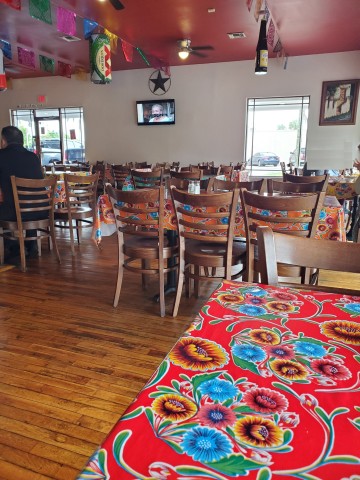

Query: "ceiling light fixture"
<box><xmin>178</xmin><ymin>48</ymin><xmax>190</xmax><ymax>60</ymax></box>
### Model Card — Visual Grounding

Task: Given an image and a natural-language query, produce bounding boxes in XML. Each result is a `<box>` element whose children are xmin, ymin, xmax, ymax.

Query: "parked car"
<box><xmin>41</xmin><ymin>139</ymin><xmax>85</xmax><ymax>165</ymax></box>
<box><xmin>289</xmin><ymin>147</ymin><xmax>306</xmax><ymax>166</ymax></box>
<box><xmin>247</xmin><ymin>152</ymin><xmax>280</xmax><ymax>167</ymax></box>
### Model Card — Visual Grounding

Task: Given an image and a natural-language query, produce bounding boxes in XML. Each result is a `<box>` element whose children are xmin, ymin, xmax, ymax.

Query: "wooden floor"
<box><xmin>0</xmin><ymin>231</ymin><xmax>359</xmax><ymax>480</ymax></box>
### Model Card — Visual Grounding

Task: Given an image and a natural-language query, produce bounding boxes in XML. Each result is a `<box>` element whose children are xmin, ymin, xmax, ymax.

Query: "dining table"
<box><xmin>93</xmin><ymin>193</ymin><xmax>346</xmax><ymax>245</ymax></box>
<box><xmin>45</xmin><ymin>170</ymin><xmax>91</xmax><ymax>204</ymax></box>
<box><xmin>326</xmin><ymin>174</ymin><xmax>360</xmax><ymax>200</ymax></box>
<box><xmin>77</xmin><ymin>279</ymin><xmax>360</xmax><ymax>479</ymax></box>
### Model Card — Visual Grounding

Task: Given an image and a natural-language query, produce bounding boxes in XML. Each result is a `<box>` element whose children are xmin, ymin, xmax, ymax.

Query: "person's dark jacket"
<box><xmin>0</xmin><ymin>144</ymin><xmax>44</xmax><ymax>221</ymax></box>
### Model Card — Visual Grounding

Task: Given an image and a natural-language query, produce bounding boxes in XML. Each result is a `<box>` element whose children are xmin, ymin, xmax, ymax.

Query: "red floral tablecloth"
<box><xmin>77</xmin><ymin>280</ymin><xmax>360</xmax><ymax>479</ymax></box>
<box><xmin>93</xmin><ymin>195</ymin><xmax>346</xmax><ymax>244</ymax></box>
<box><xmin>327</xmin><ymin>176</ymin><xmax>360</xmax><ymax>200</ymax></box>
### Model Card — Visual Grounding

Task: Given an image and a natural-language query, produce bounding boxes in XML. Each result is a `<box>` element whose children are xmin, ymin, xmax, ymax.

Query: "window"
<box><xmin>245</xmin><ymin>96</ymin><xmax>310</xmax><ymax>176</ymax></box>
<box><xmin>11</xmin><ymin>107</ymin><xmax>85</xmax><ymax>165</ymax></box>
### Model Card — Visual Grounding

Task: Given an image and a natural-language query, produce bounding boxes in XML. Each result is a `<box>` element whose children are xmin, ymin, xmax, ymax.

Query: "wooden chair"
<box><xmin>93</xmin><ymin>162</ymin><xmax>106</xmax><ymax>194</ymax></box>
<box><xmin>219</xmin><ymin>165</ymin><xmax>234</xmax><ymax>177</ymax></box>
<box><xmin>0</xmin><ymin>175</ymin><xmax>61</xmax><ymax>272</ymax></box>
<box><xmin>131</xmin><ymin>168</ymin><xmax>163</xmax><ymax>189</ymax></box>
<box><xmin>54</xmin><ymin>172</ymin><xmax>99</xmax><ymax>255</ymax></box>
<box><xmin>111</xmin><ymin>164</ymin><xmax>131</xmax><ymax>189</ymax></box>
<box><xmin>212</xmin><ymin>178</ymin><xmax>267</xmax><ymax>194</ymax></box>
<box><xmin>168</xmin><ymin>176</ymin><xmax>212</xmax><ymax>192</ymax></box>
<box><xmin>170</xmin><ymin>170</ymin><xmax>202</xmax><ymax>181</ymax></box>
<box><xmin>170</xmin><ymin>187</ymin><xmax>247</xmax><ymax>317</ymax></box>
<box><xmin>106</xmin><ymin>185</ymin><xmax>178</xmax><ymax>317</ymax></box>
<box><xmin>257</xmin><ymin>225</ymin><xmax>360</xmax><ymax>296</ymax></box>
<box><xmin>284</xmin><ymin>172</ymin><xmax>329</xmax><ymax>186</ymax></box>
<box><xmin>267</xmin><ymin>178</ymin><xmax>328</xmax><ymax>194</ymax></box>
<box><xmin>233</xmin><ymin>162</ymin><xmax>246</xmax><ymax>171</ymax></box>
<box><xmin>134</xmin><ymin>161</ymin><xmax>150</xmax><ymax>169</ymax></box>
<box><xmin>240</xmin><ymin>189</ymin><xmax>326</xmax><ymax>283</ymax></box>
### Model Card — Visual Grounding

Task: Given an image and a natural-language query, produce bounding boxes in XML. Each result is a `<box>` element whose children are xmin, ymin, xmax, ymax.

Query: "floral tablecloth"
<box><xmin>327</xmin><ymin>176</ymin><xmax>360</xmax><ymax>200</ymax></box>
<box><xmin>46</xmin><ymin>171</ymin><xmax>91</xmax><ymax>204</ymax></box>
<box><xmin>77</xmin><ymin>280</ymin><xmax>360</xmax><ymax>479</ymax></box>
<box><xmin>93</xmin><ymin>195</ymin><xmax>346</xmax><ymax>244</ymax></box>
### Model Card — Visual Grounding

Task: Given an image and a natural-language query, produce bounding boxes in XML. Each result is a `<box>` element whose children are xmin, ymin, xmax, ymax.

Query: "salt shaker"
<box><xmin>194</xmin><ymin>180</ymin><xmax>200</xmax><ymax>194</ymax></box>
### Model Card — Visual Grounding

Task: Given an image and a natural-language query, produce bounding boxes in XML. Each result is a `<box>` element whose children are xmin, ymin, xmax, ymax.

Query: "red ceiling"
<box><xmin>1</xmin><ymin>0</ymin><xmax>359</xmax><ymax>79</ymax></box>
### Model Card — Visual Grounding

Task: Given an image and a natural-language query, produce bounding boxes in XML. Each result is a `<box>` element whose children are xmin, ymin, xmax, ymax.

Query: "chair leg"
<box><xmin>142</xmin><ymin>259</ymin><xmax>150</xmax><ymax>289</ymax></box>
<box><xmin>18</xmin><ymin>232</ymin><xmax>27</xmax><ymax>272</ymax></box>
<box><xmin>159</xmin><ymin>259</ymin><xmax>165</xmax><ymax>318</ymax></box>
<box><xmin>194</xmin><ymin>265</ymin><xmax>200</xmax><ymax>298</ymax></box>
<box><xmin>50</xmin><ymin>224</ymin><xmax>61</xmax><ymax>264</ymax></box>
<box><xmin>0</xmin><ymin>228</ymin><xmax>4</xmax><ymax>265</ymax></box>
<box><xmin>113</xmin><ymin>246</ymin><xmax>125</xmax><ymax>308</ymax></box>
<box><xmin>68</xmin><ymin>218</ymin><xmax>76</xmax><ymax>256</ymax></box>
<box><xmin>172</xmin><ymin>256</ymin><xmax>185</xmax><ymax>317</ymax></box>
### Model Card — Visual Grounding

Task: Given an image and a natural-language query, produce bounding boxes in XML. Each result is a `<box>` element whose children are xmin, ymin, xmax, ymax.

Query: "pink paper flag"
<box><xmin>267</xmin><ymin>19</ymin><xmax>275</xmax><ymax>47</ymax></box>
<box><xmin>253</xmin><ymin>0</ymin><xmax>263</xmax><ymax>21</ymax></box>
<box><xmin>121</xmin><ymin>39</ymin><xmax>133</xmax><ymax>63</ymax></box>
<box><xmin>246</xmin><ymin>0</ymin><xmax>253</xmax><ymax>12</ymax></box>
<box><xmin>58</xmin><ymin>61</ymin><xmax>72</xmax><ymax>78</ymax></box>
<box><xmin>0</xmin><ymin>0</ymin><xmax>21</xmax><ymax>10</ymax></box>
<box><xmin>57</xmin><ymin>6</ymin><xmax>76</xmax><ymax>36</ymax></box>
<box><xmin>273</xmin><ymin>38</ymin><xmax>282</xmax><ymax>53</ymax></box>
<box><xmin>17</xmin><ymin>47</ymin><xmax>35</xmax><ymax>68</ymax></box>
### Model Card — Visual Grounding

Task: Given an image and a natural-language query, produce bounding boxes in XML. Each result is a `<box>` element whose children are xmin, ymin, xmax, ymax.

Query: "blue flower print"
<box><xmin>237</xmin><ymin>305</ymin><xmax>267</xmax><ymax>316</ymax></box>
<box><xmin>319</xmin><ymin>209</ymin><xmax>327</xmax><ymax>221</ymax></box>
<box><xmin>294</xmin><ymin>341</ymin><xmax>326</xmax><ymax>358</ymax></box>
<box><xmin>232</xmin><ymin>344</ymin><xmax>266</xmax><ymax>363</ymax></box>
<box><xmin>181</xmin><ymin>427</ymin><xmax>232</xmax><ymax>463</ymax></box>
<box><xmin>342</xmin><ymin>303</ymin><xmax>360</xmax><ymax>315</ymax></box>
<box><xmin>199</xmin><ymin>378</ymin><xmax>239</xmax><ymax>402</ymax></box>
<box><xmin>220</xmin><ymin>217</ymin><xmax>229</xmax><ymax>225</ymax></box>
<box><xmin>241</xmin><ymin>286</ymin><xmax>267</xmax><ymax>297</ymax></box>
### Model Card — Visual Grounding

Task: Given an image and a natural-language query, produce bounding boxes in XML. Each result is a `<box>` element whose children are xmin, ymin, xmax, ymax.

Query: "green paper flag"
<box><xmin>29</xmin><ymin>0</ymin><xmax>52</xmax><ymax>25</ymax></box>
<box><xmin>39</xmin><ymin>54</ymin><xmax>54</xmax><ymax>73</ymax></box>
<box><xmin>136</xmin><ymin>47</ymin><xmax>150</xmax><ymax>66</ymax></box>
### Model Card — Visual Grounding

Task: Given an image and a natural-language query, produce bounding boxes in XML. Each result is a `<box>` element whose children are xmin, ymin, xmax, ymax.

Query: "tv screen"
<box><xmin>136</xmin><ymin>99</ymin><xmax>175</xmax><ymax>125</ymax></box>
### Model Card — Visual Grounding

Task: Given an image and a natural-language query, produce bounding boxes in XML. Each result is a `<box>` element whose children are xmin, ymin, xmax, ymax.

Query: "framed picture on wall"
<box><xmin>319</xmin><ymin>79</ymin><xmax>359</xmax><ymax>126</ymax></box>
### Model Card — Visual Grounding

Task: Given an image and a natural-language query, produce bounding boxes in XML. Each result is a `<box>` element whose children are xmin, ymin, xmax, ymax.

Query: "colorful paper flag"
<box><xmin>0</xmin><ymin>0</ymin><xmax>21</xmax><ymax>11</ymax></box>
<box><xmin>273</xmin><ymin>38</ymin><xmax>282</xmax><ymax>53</ymax></box>
<box><xmin>39</xmin><ymin>54</ymin><xmax>54</xmax><ymax>73</ymax></box>
<box><xmin>29</xmin><ymin>0</ymin><xmax>51</xmax><ymax>25</ymax></box>
<box><xmin>0</xmin><ymin>39</ymin><xmax>12</xmax><ymax>59</ymax></box>
<box><xmin>253</xmin><ymin>0</ymin><xmax>263</xmax><ymax>21</ymax></box>
<box><xmin>57</xmin><ymin>6</ymin><xmax>76</xmax><ymax>36</ymax></box>
<box><xmin>104</xmin><ymin>29</ymin><xmax>118</xmax><ymax>53</ymax></box>
<box><xmin>83</xmin><ymin>19</ymin><xmax>98</xmax><ymax>39</ymax></box>
<box><xmin>121</xmin><ymin>39</ymin><xmax>133</xmax><ymax>62</ymax></box>
<box><xmin>267</xmin><ymin>19</ymin><xmax>275</xmax><ymax>48</ymax></box>
<box><xmin>17</xmin><ymin>46</ymin><xmax>35</xmax><ymax>68</ymax></box>
<box><xmin>246</xmin><ymin>0</ymin><xmax>253</xmax><ymax>12</ymax></box>
<box><xmin>137</xmin><ymin>47</ymin><xmax>150</xmax><ymax>66</ymax></box>
<box><xmin>58</xmin><ymin>60</ymin><xmax>72</xmax><ymax>78</ymax></box>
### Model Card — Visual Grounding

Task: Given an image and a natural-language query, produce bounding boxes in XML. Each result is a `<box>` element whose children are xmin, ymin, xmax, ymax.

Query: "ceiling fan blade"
<box><xmin>108</xmin><ymin>0</ymin><xmax>125</xmax><ymax>10</ymax></box>
<box><xmin>190</xmin><ymin>50</ymin><xmax>207</xmax><ymax>58</ymax></box>
<box><xmin>191</xmin><ymin>45</ymin><xmax>214</xmax><ymax>51</ymax></box>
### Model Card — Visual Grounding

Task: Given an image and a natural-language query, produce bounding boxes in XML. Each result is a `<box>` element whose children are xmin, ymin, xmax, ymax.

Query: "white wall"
<box><xmin>0</xmin><ymin>51</ymin><xmax>359</xmax><ymax>169</ymax></box>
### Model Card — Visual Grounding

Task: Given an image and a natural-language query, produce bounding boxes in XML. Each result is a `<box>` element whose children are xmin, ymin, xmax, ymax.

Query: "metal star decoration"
<box><xmin>149</xmin><ymin>69</ymin><xmax>171</xmax><ymax>95</ymax></box>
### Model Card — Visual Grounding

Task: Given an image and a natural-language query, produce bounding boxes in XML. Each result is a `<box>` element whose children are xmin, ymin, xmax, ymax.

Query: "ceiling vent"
<box><xmin>60</xmin><ymin>35</ymin><xmax>81</xmax><ymax>42</ymax></box>
<box><xmin>227</xmin><ymin>32</ymin><xmax>246</xmax><ymax>39</ymax></box>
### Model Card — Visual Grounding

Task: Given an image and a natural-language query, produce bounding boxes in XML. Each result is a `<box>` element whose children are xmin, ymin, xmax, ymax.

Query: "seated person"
<box><xmin>0</xmin><ymin>126</ymin><xmax>45</xmax><ymax>261</ymax></box>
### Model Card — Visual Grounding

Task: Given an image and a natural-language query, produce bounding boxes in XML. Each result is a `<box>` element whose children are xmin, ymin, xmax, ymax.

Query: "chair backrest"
<box><xmin>240</xmin><ymin>188</ymin><xmax>326</xmax><ymax>281</ymax></box>
<box><xmin>134</xmin><ymin>161</ymin><xmax>151</xmax><ymax>169</ymax></box>
<box><xmin>257</xmin><ymin>225</ymin><xmax>360</xmax><ymax>295</ymax></box>
<box><xmin>219</xmin><ymin>165</ymin><xmax>234</xmax><ymax>176</ymax></box>
<box><xmin>106</xmin><ymin>185</ymin><xmax>165</xmax><ymax>245</ymax></box>
<box><xmin>212</xmin><ymin>178</ymin><xmax>267</xmax><ymax>194</ymax></box>
<box><xmin>284</xmin><ymin>172</ymin><xmax>329</xmax><ymax>185</ymax></box>
<box><xmin>280</xmin><ymin>161</ymin><xmax>286</xmax><ymax>175</ymax></box>
<box><xmin>93</xmin><ymin>162</ymin><xmax>106</xmax><ymax>179</ymax></box>
<box><xmin>111</xmin><ymin>164</ymin><xmax>131</xmax><ymax>189</ymax></box>
<box><xmin>131</xmin><ymin>168</ymin><xmax>163</xmax><ymax>189</ymax></box>
<box><xmin>63</xmin><ymin>172</ymin><xmax>99</xmax><ymax>216</ymax></box>
<box><xmin>267</xmin><ymin>178</ymin><xmax>328</xmax><ymax>194</ymax></box>
<box><xmin>233</xmin><ymin>162</ymin><xmax>246</xmax><ymax>171</ymax></box>
<box><xmin>171</xmin><ymin>187</ymin><xmax>239</xmax><ymax>246</ymax></box>
<box><xmin>170</xmin><ymin>170</ymin><xmax>202</xmax><ymax>180</ymax></box>
<box><xmin>168</xmin><ymin>176</ymin><xmax>211</xmax><ymax>192</ymax></box>
<box><xmin>11</xmin><ymin>175</ymin><xmax>57</xmax><ymax>228</ymax></box>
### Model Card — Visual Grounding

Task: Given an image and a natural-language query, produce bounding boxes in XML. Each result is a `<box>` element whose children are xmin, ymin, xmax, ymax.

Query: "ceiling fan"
<box><xmin>177</xmin><ymin>39</ymin><xmax>214</xmax><ymax>59</ymax></box>
<box><xmin>108</xmin><ymin>0</ymin><xmax>125</xmax><ymax>10</ymax></box>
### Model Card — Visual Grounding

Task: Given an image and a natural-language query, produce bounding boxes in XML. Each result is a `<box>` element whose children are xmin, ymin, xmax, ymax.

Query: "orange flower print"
<box><xmin>169</xmin><ymin>337</ymin><xmax>228</xmax><ymax>371</ymax></box>
<box><xmin>152</xmin><ymin>394</ymin><xmax>197</xmax><ymax>422</ymax></box>
<box><xmin>266</xmin><ymin>301</ymin><xmax>295</xmax><ymax>314</ymax></box>
<box><xmin>249</xmin><ymin>329</ymin><xmax>281</xmax><ymax>345</ymax></box>
<box><xmin>234</xmin><ymin>415</ymin><xmax>284</xmax><ymax>448</ymax></box>
<box><xmin>321</xmin><ymin>320</ymin><xmax>360</xmax><ymax>345</ymax></box>
<box><xmin>217</xmin><ymin>293</ymin><xmax>244</xmax><ymax>304</ymax></box>
<box><xmin>270</xmin><ymin>359</ymin><xmax>308</xmax><ymax>381</ymax></box>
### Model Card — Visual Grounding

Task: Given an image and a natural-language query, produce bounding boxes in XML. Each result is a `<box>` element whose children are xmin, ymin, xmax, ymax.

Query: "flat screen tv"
<box><xmin>136</xmin><ymin>99</ymin><xmax>175</xmax><ymax>125</ymax></box>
